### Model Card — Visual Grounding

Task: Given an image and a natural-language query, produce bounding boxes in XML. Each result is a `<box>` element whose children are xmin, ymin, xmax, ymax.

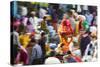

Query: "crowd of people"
<box><xmin>11</xmin><ymin>2</ymin><xmax>97</xmax><ymax>65</ymax></box>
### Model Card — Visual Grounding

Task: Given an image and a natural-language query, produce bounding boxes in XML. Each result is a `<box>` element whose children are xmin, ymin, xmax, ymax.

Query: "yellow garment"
<box><xmin>41</xmin><ymin>21</ymin><xmax>49</xmax><ymax>33</ymax></box>
<box><xmin>58</xmin><ymin>23</ymin><xmax>73</xmax><ymax>53</ymax></box>
<box><xmin>75</xmin><ymin>21</ymin><xmax>79</xmax><ymax>35</ymax></box>
<box><xmin>19</xmin><ymin>34</ymin><xmax>30</xmax><ymax>48</ymax></box>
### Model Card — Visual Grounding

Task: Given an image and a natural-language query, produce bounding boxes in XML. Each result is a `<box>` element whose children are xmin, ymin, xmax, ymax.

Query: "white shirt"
<box><xmin>45</xmin><ymin>57</ymin><xmax>61</xmax><ymax>64</ymax></box>
<box><xmin>29</xmin><ymin>17</ymin><xmax>40</xmax><ymax>30</ymax></box>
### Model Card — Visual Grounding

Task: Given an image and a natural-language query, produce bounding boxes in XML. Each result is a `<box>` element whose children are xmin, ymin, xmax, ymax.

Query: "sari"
<box><xmin>58</xmin><ymin>19</ymin><xmax>73</xmax><ymax>53</ymax></box>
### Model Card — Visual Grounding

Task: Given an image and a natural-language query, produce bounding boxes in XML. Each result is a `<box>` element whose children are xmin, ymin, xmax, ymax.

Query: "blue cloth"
<box><xmin>67</xmin><ymin>57</ymin><xmax>77</xmax><ymax>62</ymax></box>
<box><xmin>30</xmin><ymin>44</ymin><xmax>42</xmax><ymax>64</ymax></box>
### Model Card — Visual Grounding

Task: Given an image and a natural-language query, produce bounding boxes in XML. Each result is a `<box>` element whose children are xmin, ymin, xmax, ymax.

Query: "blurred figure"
<box><xmin>15</xmin><ymin>46</ymin><xmax>29</xmax><ymax>65</ymax></box>
<box><xmin>51</xmin><ymin>8</ymin><xmax>58</xmax><ymax>32</ymax></box>
<box><xmin>91</xmin><ymin>12</ymin><xmax>97</xmax><ymax>26</ymax></box>
<box><xmin>58</xmin><ymin>14</ymin><xmax>73</xmax><ymax>53</ymax></box>
<box><xmin>18</xmin><ymin>19</ymin><xmax>26</xmax><ymax>34</ymax></box>
<box><xmin>40</xmin><ymin>16</ymin><xmax>49</xmax><ymax>34</ymax></box>
<box><xmin>69</xmin><ymin>40</ymin><xmax>81</xmax><ymax>57</ymax></box>
<box><xmin>19</xmin><ymin>6</ymin><xmax>28</xmax><ymax>26</ymax></box>
<box><xmin>38</xmin><ymin>32</ymin><xmax>47</xmax><ymax>63</ymax></box>
<box><xmin>11</xmin><ymin>26</ymin><xmax>21</xmax><ymax>65</ymax></box>
<box><xmin>29</xmin><ymin>11</ymin><xmax>40</xmax><ymax>33</ymax></box>
<box><xmin>67</xmin><ymin>10</ymin><xmax>76</xmax><ymax>32</ymax></box>
<box><xmin>73</xmin><ymin>12</ymin><xmax>89</xmax><ymax>35</ymax></box>
<box><xmin>12</xmin><ymin>17</ymin><xmax>20</xmax><ymax>28</ymax></box>
<box><xmin>29</xmin><ymin>38</ymin><xmax>43</xmax><ymax>65</ymax></box>
<box><xmin>19</xmin><ymin>32</ymin><xmax>31</xmax><ymax>48</ymax></box>
<box><xmin>85</xmin><ymin>11</ymin><xmax>93</xmax><ymax>26</ymax></box>
<box><xmin>79</xmin><ymin>30</ymin><xmax>91</xmax><ymax>58</ymax></box>
<box><xmin>45</xmin><ymin>51</ymin><xmax>61</xmax><ymax>64</ymax></box>
<box><xmin>82</xmin><ymin>26</ymin><xmax>97</xmax><ymax>62</ymax></box>
<box><xmin>63</xmin><ymin>51</ymin><xmax>81</xmax><ymax>63</ymax></box>
<box><xmin>26</xmin><ymin>20</ymin><xmax>35</xmax><ymax>33</ymax></box>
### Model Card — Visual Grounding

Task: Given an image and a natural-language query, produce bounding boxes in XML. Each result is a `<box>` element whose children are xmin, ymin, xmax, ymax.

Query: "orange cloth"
<box><xmin>58</xmin><ymin>19</ymin><xmax>73</xmax><ymax>53</ymax></box>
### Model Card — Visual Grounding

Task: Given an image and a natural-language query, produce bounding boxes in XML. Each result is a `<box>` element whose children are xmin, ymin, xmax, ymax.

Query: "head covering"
<box><xmin>30</xmin><ymin>11</ymin><xmax>36</xmax><ymax>16</ymax></box>
<box><xmin>45</xmin><ymin>57</ymin><xmax>61</xmax><ymax>64</ymax></box>
<box><xmin>90</xmin><ymin>26</ymin><xmax>97</xmax><ymax>33</ymax></box>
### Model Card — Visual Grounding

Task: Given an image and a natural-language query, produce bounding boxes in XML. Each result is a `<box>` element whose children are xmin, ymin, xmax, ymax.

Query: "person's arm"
<box><xmin>84</xmin><ymin>43</ymin><xmax>90</xmax><ymax>56</ymax></box>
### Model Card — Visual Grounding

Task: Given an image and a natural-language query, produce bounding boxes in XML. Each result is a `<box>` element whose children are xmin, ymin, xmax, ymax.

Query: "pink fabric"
<box><xmin>15</xmin><ymin>47</ymin><xmax>29</xmax><ymax>64</ymax></box>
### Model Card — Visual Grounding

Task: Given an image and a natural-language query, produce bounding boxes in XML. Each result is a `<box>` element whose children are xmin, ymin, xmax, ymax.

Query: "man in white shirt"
<box><xmin>29</xmin><ymin>11</ymin><xmax>42</xmax><ymax>33</ymax></box>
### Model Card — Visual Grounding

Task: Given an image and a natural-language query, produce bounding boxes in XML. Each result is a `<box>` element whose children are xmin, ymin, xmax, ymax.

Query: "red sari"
<box><xmin>58</xmin><ymin>19</ymin><xmax>73</xmax><ymax>53</ymax></box>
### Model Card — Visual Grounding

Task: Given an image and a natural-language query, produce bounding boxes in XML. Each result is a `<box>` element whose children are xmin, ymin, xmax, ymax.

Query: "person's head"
<box><xmin>73</xmin><ymin>12</ymin><xmax>78</xmax><ymax>20</ymax></box>
<box><xmin>43</xmin><ymin>16</ymin><xmax>47</xmax><ymax>21</ymax></box>
<box><xmin>63</xmin><ymin>51</ymin><xmax>72</xmax><ymax>60</ymax></box>
<box><xmin>66</xmin><ymin>10</ymin><xmax>73</xmax><ymax>17</ymax></box>
<box><xmin>41</xmin><ymin>32</ymin><xmax>45</xmax><ymax>37</ymax></box>
<box><xmin>19</xmin><ymin>6</ymin><xmax>28</xmax><ymax>16</ymax></box>
<box><xmin>66</xmin><ymin>51</ymin><xmax>72</xmax><ymax>58</ymax></box>
<box><xmin>41</xmin><ymin>32</ymin><xmax>46</xmax><ymax>38</ymax></box>
<box><xmin>30</xmin><ymin>38</ymin><xmax>37</xmax><ymax>46</ymax></box>
<box><xmin>60</xmin><ymin>43</ymin><xmax>65</xmax><ymax>48</ymax></box>
<box><xmin>62</xmin><ymin>13</ymin><xmax>67</xmax><ymax>20</ymax></box>
<box><xmin>50</xmin><ymin>50</ymin><xmax>56</xmax><ymax>57</ymax></box>
<box><xmin>30</xmin><ymin>11</ymin><xmax>36</xmax><ymax>17</ymax></box>
<box><xmin>12</xmin><ymin>17</ymin><xmax>20</xmax><ymax>22</ymax></box>
<box><xmin>67</xmin><ymin>51</ymin><xmax>72</xmax><ymax>55</ymax></box>
<box><xmin>89</xmin><ymin>26</ymin><xmax>97</xmax><ymax>38</ymax></box>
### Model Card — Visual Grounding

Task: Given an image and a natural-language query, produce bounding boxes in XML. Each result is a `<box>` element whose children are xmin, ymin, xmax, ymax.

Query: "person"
<box><xmin>18</xmin><ymin>19</ymin><xmax>26</xmax><ymax>34</ymax></box>
<box><xmin>85</xmin><ymin>11</ymin><xmax>93</xmax><ymax>26</ymax></box>
<box><xmin>58</xmin><ymin>14</ymin><xmax>73</xmax><ymax>53</ymax></box>
<box><xmin>79</xmin><ymin>30</ymin><xmax>91</xmax><ymax>58</ymax></box>
<box><xmin>45</xmin><ymin>51</ymin><xmax>61</xmax><ymax>64</ymax></box>
<box><xmin>29</xmin><ymin>38</ymin><xmax>43</xmax><ymax>65</ymax></box>
<box><xmin>38</xmin><ymin>32</ymin><xmax>47</xmax><ymax>63</ymax></box>
<box><xmin>26</xmin><ymin>20</ymin><xmax>34</xmax><ymax>33</ymax></box>
<box><xmin>67</xmin><ymin>10</ymin><xmax>76</xmax><ymax>32</ymax></box>
<box><xmin>82</xmin><ymin>26</ymin><xmax>97</xmax><ymax>62</ymax></box>
<box><xmin>47</xmin><ymin>23</ymin><xmax>56</xmax><ymax>37</ymax></box>
<box><xmin>29</xmin><ymin>11</ymin><xmax>40</xmax><ymax>33</ymax></box>
<box><xmin>12</xmin><ymin>17</ymin><xmax>20</xmax><ymax>28</ymax></box>
<box><xmin>69</xmin><ymin>39</ymin><xmax>81</xmax><ymax>57</ymax></box>
<box><xmin>91</xmin><ymin>12</ymin><xmax>97</xmax><ymax>26</ymax></box>
<box><xmin>19</xmin><ymin>32</ymin><xmax>31</xmax><ymax>48</ymax></box>
<box><xmin>51</xmin><ymin>8</ymin><xmax>58</xmax><ymax>32</ymax></box>
<box><xmin>19</xmin><ymin>6</ymin><xmax>28</xmax><ymax>26</ymax></box>
<box><xmin>73</xmin><ymin>12</ymin><xmax>89</xmax><ymax>35</ymax></box>
<box><xmin>11</xmin><ymin>26</ymin><xmax>21</xmax><ymax>65</ymax></box>
<box><xmin>15</xmin><ymin>46</ymin><xmax>29</xmax><ymax>65</ymax></box>
<box><xmin>63</xmin><ymin>51</ymin><xmax>81</xmax><ymax>63</ymax></box>
<box><xmin>40</xmin><ymin>16</ymin><xmax>49</xmax><ymax>34</ymax></box>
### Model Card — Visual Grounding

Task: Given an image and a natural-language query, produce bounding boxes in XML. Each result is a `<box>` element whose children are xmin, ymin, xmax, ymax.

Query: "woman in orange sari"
<box><xmin>58</xmin><ymin>14</ymin><xmax>73</xmax><ymax>53</ymax></box>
